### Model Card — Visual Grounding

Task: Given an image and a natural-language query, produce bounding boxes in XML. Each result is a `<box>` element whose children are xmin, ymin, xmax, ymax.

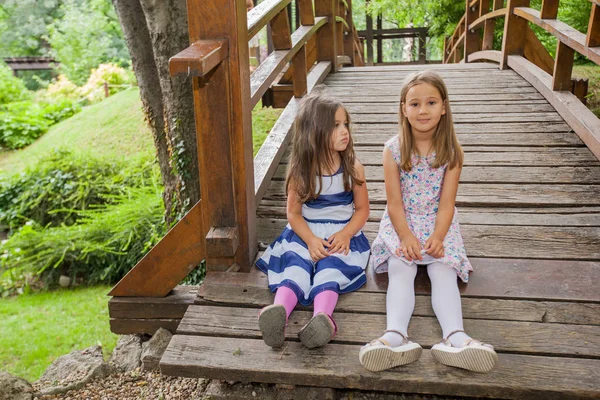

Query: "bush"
<box><xmin>0</xmin><ymin>150</ymin><xmax>157</xmax><ymax>231</ymax></box>
<box><xmin>0</xmin><ymin>63</ymin><xmax>31</xmax><ymax>105</ymax></box>
<box><xmin>0</xmin><ymin>101</ymin><xmax>50</xmax><ymax>149</ymax></box>
<box><xmin>44</xmin><ymin>75</ymin><xmax>80</xmax><ymax>100</ymax></box>
<box><xmin>41</xmin><ymin>98</ymin><xmax>81</xmax><ymax>124</ymax></box>
<box><xmin>0</xmin><ymin>185</ymin><xmax>165</xmax><ymax>292</ymax></box>
<box><xmin>78</xmin><ymin>63</ymin><xmax>134</xmax><ymax>104</ymax></box>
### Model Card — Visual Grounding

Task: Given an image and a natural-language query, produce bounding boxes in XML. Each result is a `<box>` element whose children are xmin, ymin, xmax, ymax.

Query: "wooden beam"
<box><xmin>315</xmin><ymin>0</ymin><xmax>338</xmax><ymax>72</ymax></box>
<box><xmin>108</xmin><ymin>201</ymin><xmax>205</xmax><ymax>297</ymax></box>
<box><xmin>270</xmin><ymin>8</ymin><xmax>292</xmax><ymax>50</ymax></box>
<box><xmin>540</xmin><ymin>0</ymin><xmax>559</xmax><ymax>19</ymax></box>
<box><xmin>247</xmin><ymin>0</ymin><xmax>292</xmax><ymax>39</ymax></box>
<box><xmin>553</xmin><ymin>40</ymin><xmax>575</xmax><ymax>90</ymax></box>
<box><xmin>297</xmin><ymin>0</ymin><xmax>315</xmax><ymax>25</ymax></box>
<box><xmin>523</xmin><ymin>25</ymin><xmax>554</xmax><ymax>75</ymax></box>
<box><xmin>464</xmin><ymin>0</ymin><xmax>481</xmax><ymax>60</ymax></box>
<box><xmin>292</xmin><ymin>45</ymin><xmax>308</xmax><ymax>97</ymax></box>
<box><xmin>169</xmin><ymin>40</ymin><xmax>228</xmax><ymax>77</ymax></box>
<box><xmin>587</xmin><ymin>3</ymin><xmax>600</xmax><ymax>47</ymax></box>
<box><xmin>501</xmin><ymin>0</ymin><xmax>530</xmax><ymax>69</ymax></box>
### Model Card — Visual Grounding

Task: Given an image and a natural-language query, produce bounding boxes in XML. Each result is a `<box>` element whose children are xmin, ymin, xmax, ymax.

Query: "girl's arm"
<box><xmin>383</xmin><ymin>147</ymin><xmax>422</xmax><ymax>261</ymax></box>
<box><xmin>425</xmin><ymin>164</ymin><xmax>461</xmax><ymax>258</ymax></box>
<box><xmin>287</xmin><ymin>182</ymin><xmax>330</xmax><ymax>261</ymax></box>
<box><xmin>327</xmin><ymin>160</ymin><xmax>369</xmax><ymax>254</ymax></box>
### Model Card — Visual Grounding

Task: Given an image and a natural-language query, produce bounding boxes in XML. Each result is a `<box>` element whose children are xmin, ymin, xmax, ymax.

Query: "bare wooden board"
<box><xmin>110</xmin><ymin>318</ymin><xmax>180</xmax><ymax>335</ymax></box>
<box><xmin>108</xmin><ymin>286</ymin><xmax>198</xmax><ymax>319</ymax></box>
<box><xmin>351</xmin><ymin>121</ymin><xmax>573</xmax><ymax>134</ymax></box>
<box><xmin>345</xmin><ymin>103</ymin><xmax>556</xmax><ymax>114</ymax></box>
<box><xmin>350</xmin><ymin>113</ymin><xmax>564</xmax><ymax>124</ymax></box>
<box><xmin>160</xmin><ymin>336</ymin><xmax>600</xmax><ymax>399</ymax></box>
<box><xmin>198</xmin><ymin>278</ymin><xmax>600</xmax><ymax>325</ymax></box>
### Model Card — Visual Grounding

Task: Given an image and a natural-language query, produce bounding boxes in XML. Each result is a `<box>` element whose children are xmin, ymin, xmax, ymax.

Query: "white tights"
<box><xmin>381</xmin><ymin>256</ymin><xmax>471</xmax><ymax>348</ymax></box>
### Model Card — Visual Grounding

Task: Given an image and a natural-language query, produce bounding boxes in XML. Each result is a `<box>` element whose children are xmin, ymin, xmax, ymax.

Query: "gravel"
<box><xmin>33</xmin><ymin>369</ymin><xmax>209</xmax><ymax>400</ymax></box>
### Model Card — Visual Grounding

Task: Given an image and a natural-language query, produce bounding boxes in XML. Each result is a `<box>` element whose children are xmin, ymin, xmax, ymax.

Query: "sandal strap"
<box><xmin>384</xmin><ymin>329</ymin><xmax>409</xmax><ymax>342</ymax></box>
<box><xmin>443</xmin><ymin>329</ymin><xmax>465</xmax><ymax>342</ymax></box>
<box><xmin>370</xmin><ymin>338</ymin><xmax>391</xmax><ymax>347</ymax></box>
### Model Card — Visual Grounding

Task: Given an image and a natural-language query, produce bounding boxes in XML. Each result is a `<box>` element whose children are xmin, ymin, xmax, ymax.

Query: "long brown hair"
<box><xmin>286</xmin><ymin>90</ymin><xmax>363</xmax><ymax>202</ymax></box>
<box><xmin>398</xmin><ymin>71</ymin><xmax>464</xmax><ymax>171</ymax></box>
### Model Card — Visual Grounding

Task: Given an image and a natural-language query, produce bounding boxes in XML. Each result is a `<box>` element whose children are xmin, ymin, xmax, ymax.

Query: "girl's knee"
<box><xmin>388</xmin><ymin>256</ymin><xmax>418</xmax><ymax>280</ymax></box>
<box><xmin>427</xmin><ymin>262</ymin><xmax>458</xmax><ymax>285</ymax></box>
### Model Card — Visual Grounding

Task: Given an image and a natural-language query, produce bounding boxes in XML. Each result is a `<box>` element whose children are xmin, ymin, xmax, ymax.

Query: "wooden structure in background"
<box><xmin>109</xmin><ymin>0</ymin><xmax>600</xmax><ymax>397</ymax></box>
<box><xmin>3</xmin><ymin>57</ymin><xmax>57</xmax><ymax>76</ymax></box>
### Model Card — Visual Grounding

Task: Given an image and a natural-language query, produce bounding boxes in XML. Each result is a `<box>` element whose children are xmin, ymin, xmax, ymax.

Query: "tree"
<box><xmin>111</xmin><ymin>0</ymin><xmax>199</xmax><ymax>225</ymax></box>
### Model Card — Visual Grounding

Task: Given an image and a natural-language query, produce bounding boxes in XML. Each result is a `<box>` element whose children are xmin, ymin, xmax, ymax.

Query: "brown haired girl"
<box><xmin>256</xmin><ymin>90</ymin><xmax>370</xmax><ymax>349</ymax></box>
<box><xmin>360</xmin><ymin>71</ymin><xmax>497</xmax><ymax>373</ymax></box>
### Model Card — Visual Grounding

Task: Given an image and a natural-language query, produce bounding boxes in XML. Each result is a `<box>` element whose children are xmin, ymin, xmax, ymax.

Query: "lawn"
<box><xmin>573</xmin><ymin>64</ymin><xmax>600</xmax><ymax>118</ymax></box>
<box><xmin>0</xmin><ymin>285</ymin><xmax>117</xmax><ymax>381</ymax></box>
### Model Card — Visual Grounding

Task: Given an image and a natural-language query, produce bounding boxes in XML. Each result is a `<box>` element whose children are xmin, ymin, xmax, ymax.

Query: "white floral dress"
<box><xmin>370</xmin><ymin>136</ymin><xmax>473</xmax><ymax>282</ymax></box>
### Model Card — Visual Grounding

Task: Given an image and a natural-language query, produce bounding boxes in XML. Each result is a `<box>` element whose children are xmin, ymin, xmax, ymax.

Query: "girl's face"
<box><xmin>402</xmin><ymin>82</ymin><xmax>446</xmax><ymax>138</ymax></box>
<box><xmin>330</xmin><ymin>107</ymin><xmax>350</xmax><ymax>152</ymax></box>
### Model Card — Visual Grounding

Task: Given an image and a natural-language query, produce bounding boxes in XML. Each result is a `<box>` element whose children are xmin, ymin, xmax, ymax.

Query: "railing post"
<box><xmin>553</xmin><ymin>41</ymin><xmax>575</xmax><ymax>90</ymax></box>
<box><xmin>344</xmin><ymin>0</ymin><xmax>356</xmax><ymax>65</ymax></box>
<box><xmin>501</xmin><ymin>0</ymin><xmax>530</xmax><ymax>69</ymax></box>
<box><xmin>365</xmin><ymin>4</ymin><xmax>374</xmax><ymax>65</ymax></box>
<box><xmin>464</xmin><ymin>0</ymin><xmax>480</xmax><ymax>62</ymax></box>
<box><xmin>315</xmin><ymin>0</ymin><xmax>339</xmax><ymax>72</ymax></box>
<box><xmin>587</xmin><ymin>2</ymin><xmax>600</xmax><ymax>47</ymax></box>
<box><xmin>186</xmin><ymin>0</ymin><xmax>256</xmax><ymax>271</ymax></box>
<box><xmin>540</xmin><ymin>0</ymin><xmax>559</xmax><ymax>19</ymax></box>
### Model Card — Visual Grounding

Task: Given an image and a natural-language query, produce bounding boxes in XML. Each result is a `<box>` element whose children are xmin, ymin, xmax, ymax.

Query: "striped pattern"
<box><xmin>359</xmin><ymin>342</ymin><xmax>423</xmax><ymax>372</ymax></box>
<box><xmin>256</xmin><ymin>169</ymin><xmax>370</xmax><ymax>306</ymax></box>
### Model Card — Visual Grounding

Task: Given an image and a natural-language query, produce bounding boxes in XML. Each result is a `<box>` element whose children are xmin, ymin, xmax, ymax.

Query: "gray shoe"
<box><xmin>298</xmin><ymin>312</ymin><xmax>336</xmax><ymax>348</ymax></box>
<box><xmin>258</xmin><ymin>304</ymin><xmax>286</xmax><ymax>348</ymax></box>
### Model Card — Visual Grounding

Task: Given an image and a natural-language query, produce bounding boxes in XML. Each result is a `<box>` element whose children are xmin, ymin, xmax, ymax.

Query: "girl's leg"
<box><xmin>274</xmin><ymin>285</ymin><xmax>299</xmax><ymax>321</ymax></box>
<box><xmin>298</xmin><ymin>290</ymin><xmax>339</xmax><ymax>349</ymax></box>
<box><xmin>259</xmin><ymin>286</ymin><xmax>298</xmax><ymax>348</ymax></box>
<box><xmin>381</xmin><ymin>256</ymin><xmax>418</xmax><ymax>347</ymax></box>
<box><xmin>426</xmin><ymin>262</ymin><xmax>470</xmax><ymax>346</ymax></box>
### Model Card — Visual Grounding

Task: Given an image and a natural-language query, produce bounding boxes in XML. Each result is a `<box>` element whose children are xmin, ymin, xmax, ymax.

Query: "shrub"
<box><xmin>0</xmin><ymin>150</ymin><xmax>157</xmax><ymax>231</ymax></box>
<box><xmin>44</xmin><ymin>75</ymin><xmax>80</xmax><ymax>100</ymax></box>
<box><xmin>0</xmin><ymin>185</ymin><xmax>165</xmax><ymax>292</ymax></box>
<box><xmin>78</xmin><ymin>63</ymin><xmax>134</xmax><ymax>104</ymax></box>
<box><xmin>41</xmin><ymin>98</ymin><xmax>81</xmax><ymax>124</ymax></box>
<box><xmin>0</xmin><ymin>63</ymin><xmax>30</xmax><ymax>105</ymax></box>
<box><xmin>0</xmin><ymin>101</ymin><xmax>50</xmax><ymax>149</ymax></box>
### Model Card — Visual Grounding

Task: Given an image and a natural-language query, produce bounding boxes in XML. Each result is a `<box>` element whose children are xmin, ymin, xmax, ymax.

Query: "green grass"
<box><xmin>0</xmin><ymin>285</ymin><xmax>117</xmax><ymax>381</ymax></box>
<box><xmin>0</xmin><ymin>88</ymin><xmax>154</xmax><ymax>177</ymax></box>
<box><xmin>252</xmin><ymin>102</ymin><xmax>283</xmax><ymax>155</ymax></box>
<box><xmin>573</xmin><ymin>64</ymin><xmax>600</xmax><ymax>118</ymax></box>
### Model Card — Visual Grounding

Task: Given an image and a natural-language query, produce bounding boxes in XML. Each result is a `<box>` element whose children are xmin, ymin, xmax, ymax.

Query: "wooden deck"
<box><xmin>117</xmin><ymin>63</ymin><xmax>600</xmax><ymax>399</ymax></box>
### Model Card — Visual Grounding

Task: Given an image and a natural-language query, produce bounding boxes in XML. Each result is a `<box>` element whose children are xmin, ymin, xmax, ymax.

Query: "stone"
<box><xmin>35</xmin><ymin>345</ymin><xmax>111</xmax><ymax>396</ymax></box>
<box><xmin>203</xmin><ymin>380</ymin><xmax>336</xmax><ymax>400</ymax></box>
<box><xmin>141</xmin><ymin>327</ymin><xmax>173</xmax><ymax>371</ymax></box>
<box><xmin>0</xmin><ymin>372</ymin><xmax>34</xmax><ymax>400</ymax></box>
<box><xmin>58</xmin><ymin>275</ymin><xmax>71</xmax><ymax>288</ymax></box>
<box><xmin>108</xmin><ymin>335</ymin><xmax>142</xmax><ymax>372</ymax></box>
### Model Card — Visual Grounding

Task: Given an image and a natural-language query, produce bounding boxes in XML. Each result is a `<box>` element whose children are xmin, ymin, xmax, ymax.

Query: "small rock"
<box><xmin>108</xmin><ymin>335</ymin><xmax>142</xmax><ymax>372</ymax></box>
<box><xmin>58</xmin><ymin>275</ymin><xmax>71</xmax><ymax>288</ymax></box>
<box><xmin>141</xmin><ymin>327</ymin><xmax>173</xmax><ymax>371</ymax></box>
<box><xmin>0</xmin><ymin>372</ymin><xmax>34</xmax><ymax>400</ymax></box>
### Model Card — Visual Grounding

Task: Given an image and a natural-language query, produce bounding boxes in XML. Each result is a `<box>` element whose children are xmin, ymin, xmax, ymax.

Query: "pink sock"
<box><xmin>274</xmin><ymin>286</ymin><xmax>298</xmax><ymax>320</ymax></box>
<box><xmin>313</xmin><ymin>290</ymin><xmax>339</xmax><ymax>317</ymax></box>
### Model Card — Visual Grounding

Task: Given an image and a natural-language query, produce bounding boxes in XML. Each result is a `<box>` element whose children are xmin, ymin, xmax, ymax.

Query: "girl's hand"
<box><xmin>327</xmin><ymin>230</ymin><xmax>352</xmax><ymax>255</ymax></box>
<box><xmin>396</xmin><ymin>234</ymin><xmax>422</xmax><ymax>261</ymax></box>
<box><xmin>425</xmin><ymin>236</ymin><xmax>445</xmax><ymax>258</ymax></box>
<box><xmin>307</xmin><ymin>236</ymin><xmax>330</xmax><ymax>262</ymax></box>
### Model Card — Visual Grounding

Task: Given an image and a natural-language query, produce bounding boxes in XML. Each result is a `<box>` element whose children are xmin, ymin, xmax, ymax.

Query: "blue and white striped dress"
<box><xmin>256</xmin><ymin>168</ymin><xmax>370</xmax><ymax>306</ymax></box>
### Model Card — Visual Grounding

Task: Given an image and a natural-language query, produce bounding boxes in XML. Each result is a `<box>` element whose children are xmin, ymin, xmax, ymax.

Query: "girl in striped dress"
<box><xmin>256</xmin><ymin>90</ymin><xmax>370</xmax><ymax>349</ymax></box>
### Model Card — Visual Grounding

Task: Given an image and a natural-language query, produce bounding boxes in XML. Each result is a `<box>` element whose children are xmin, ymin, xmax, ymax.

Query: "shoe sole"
<box><xmin>431</xmin><ymin>345</ymin><xmax>498</xmax><ymax>372</ymax></box>
<box><xmin>359</xmin><ymin>343</ymin><xmax>422</xmax><ymax>372</ymax></box>
<box><xmin>298</xmin><ymin>313</ymin><xmax>335</xmax><ymax>348</ymax></box>
<box><xmin>258</xmin><ymin>305</ymin><xmax>286</xmax><ymax>348</ymax></box>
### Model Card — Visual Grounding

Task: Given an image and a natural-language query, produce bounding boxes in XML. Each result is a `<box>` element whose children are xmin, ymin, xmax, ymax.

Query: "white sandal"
<box><xmin>431</xmin><ymin>330</ymin><xmax>498</xmax><ymax>372</ymax></box>
<box><xmin>359</xmin><ymin>329</ymin><xmax>422</xmax><ymax>372</ymax></box>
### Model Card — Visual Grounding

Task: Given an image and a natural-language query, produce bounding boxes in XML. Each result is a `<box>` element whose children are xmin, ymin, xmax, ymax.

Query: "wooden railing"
<box><xmin>359</xmin><ymin>26</ymin><xmax>432</xmax><ymax>65</ymax></box>
<box><xmin>443</xmin><ymin>0</ymin><xmax>600</xmax><ymax>162</ymax></box>
<box><xmin>109</xmin><ymin>0</ymin><xmax>361</xmax><ymax>297</ymax></box>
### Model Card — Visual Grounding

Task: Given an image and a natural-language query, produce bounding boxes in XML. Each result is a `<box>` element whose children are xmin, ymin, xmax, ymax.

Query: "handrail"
<box><xmin>468</xmin><ymin>8</ymin><xmax>506</xmax><ymax>32</ymax></box>
<box><xmin>445</xmin><ymin>32</ymin><xmax>465</xmax><ymax>63</ymax></box>
<box><xmin>248</xmin><ymin>0</ymin><xmax>292</xmax><ymax>39</ymax></box>
<box><xmin>513</xmin><ymin>7</ymin><xmax>600</xmax><ymax>64</ymax></box>
<box><xmin>250</xmin><ymin>17</ymin><xmax>327</xmax><ymax>107</ymax></box>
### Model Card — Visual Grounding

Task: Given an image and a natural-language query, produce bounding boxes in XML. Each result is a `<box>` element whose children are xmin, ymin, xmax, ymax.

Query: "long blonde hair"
<box><xmin>286</xmin><ymin>90</ymin><xmax>363</xmax><ymax>202</ymax></box>
<box><xmin>399</xmin><ymin>71</ymin><xmax>464</xmax><ymax>171</ymax></box>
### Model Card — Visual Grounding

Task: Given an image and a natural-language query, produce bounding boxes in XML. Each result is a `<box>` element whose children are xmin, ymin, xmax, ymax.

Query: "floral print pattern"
<box><xmin>370</xmin><ymin>136</ymin><xmax>473</xmax><ymax>282</ymax></box>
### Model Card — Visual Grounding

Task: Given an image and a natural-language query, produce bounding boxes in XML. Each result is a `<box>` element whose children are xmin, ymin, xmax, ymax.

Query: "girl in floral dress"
<box><xmin>359</xmin><ymin>71</ymin><xmax>497</xmax><ymax>373</ymax></box>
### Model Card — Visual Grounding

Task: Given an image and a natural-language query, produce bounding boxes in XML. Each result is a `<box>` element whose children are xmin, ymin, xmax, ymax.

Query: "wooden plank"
<box><xmin>110</xmin><ymin>318</ymin><xmax>180</xmax><ymax>335</ymax></box>
<box><xmin>270</xmin><ymin>8</ymin><xmax>292</xmax><ymax>50</ymax></box>
<box><xmin>352</xmin><ymin>121</ymin><xmax>572</xmax><ymax>133</ymax></box>
<box><xmin>513</xmin><ymin>7</ymin><xmax>600</xmax><ymax>64</ymax></box>
<box><xmin>204</xmin><ymin>256</ymin><xmax>600</xmax><ymax>302</ymax></box>
<box><xmin>524</xmin><ymin>26</ymin><xmax>554</xmax><ymax>75</ymax></box>
<box><xmin>340</xmin><ymin>63</ymin><xmax>498</xmax><ymax>72</ymax></box>
<box><xmin>464</xmin><ymin>0</ymin><xmax>481</xmax><ymax>59</ymax></box>
<box><xmin>199</xmin><ymin>278</ymin><xmax>600</xmax><ymax>325</ymax></box>
<box><xmin>345</xmin><ymin>102</ymin><xmax>556</xmax><ymax>114</ymax></box>
<box><xmin>250</xmin><ymin>18</ymin><xmax>327</xmax><ymax>107</ymax></box>
<box><xmin>258</xmin><ymin>201</ymin><xmax>600</xmax><ymax>226</ymax></box>
<box><xmin>109</xmin><ymin>286</ymin><xmax>198</xmax><ymax>319</ymax></box>
<box><xmin>334</xmin><ymin>92</ymin><xmax>547</xmax><ymax>102</ymax></box>
<box><xmin>169</xmin><ymin>39</ymin><xmax>228</xmax><ymax>77</ymax></box>
<box><xmin>325</xmin><ymin>85</ymin><xmax>539</xmax><ymax>93</ymax></box>
<box><xmin>348</xmin><ymin>112</ymin><xmax>564</xmax><ymax>124</ymax></box>
<box><xmin>248</xmin><ymin>0</ymin><xmax>292</xmax><ymax>39</ymax></box>
<box><xmin>297</xmin><ymin>0</ymin><xmax>315</xmax><ymax>25</ymax></box>
<box><xmin>161</xmin><ymin>336</ymin><xmax>600</xmax><ymax>399</ymax></box>
<box><xmin>315</xmin><ymin>0</ymin><xmax>338</xmax><ymax>72</ymax></box>
<box><xmin>540</xmin><ymin>0</ymin><xmax>559</xmax><ymax>19</ymax></box>
<box><xmin>257</xmin><ymin>218</ymin><xmax>600</xmax><ymax>260</ymax></box>
<box><xmin>292</xmin><ymin>45</ymin><xmax>307</xmax><ymax>97</ymax></box>
<box><xmin>177</xmin><ymin>305</ymin><xmax>600</xmax><ymax>357</ymax></box>
<box><xmin>254</xmin><ymin>62</ymin><xmax>331</xmax><ymax>202</ymax></box>
<box><xmin>108</xmin><ymin>201</ymin><xmax>204</xmax><ymax>297</ymax></box>
<box><xmin>273</xmin><ymin>164</ymin><xmax>600</xmax><ymax>184</ymax></box>
<box><xmin>508</xmin><ymin>55</ymin><xmax>600</xmax><ymax>161</ymax></box>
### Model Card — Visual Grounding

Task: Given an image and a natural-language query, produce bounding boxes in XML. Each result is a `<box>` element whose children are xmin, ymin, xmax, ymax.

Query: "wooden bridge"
<box><xmin>108</xmin><ymin>0</ymin><xmax>600</xmax><ymax>398</ymax></box>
